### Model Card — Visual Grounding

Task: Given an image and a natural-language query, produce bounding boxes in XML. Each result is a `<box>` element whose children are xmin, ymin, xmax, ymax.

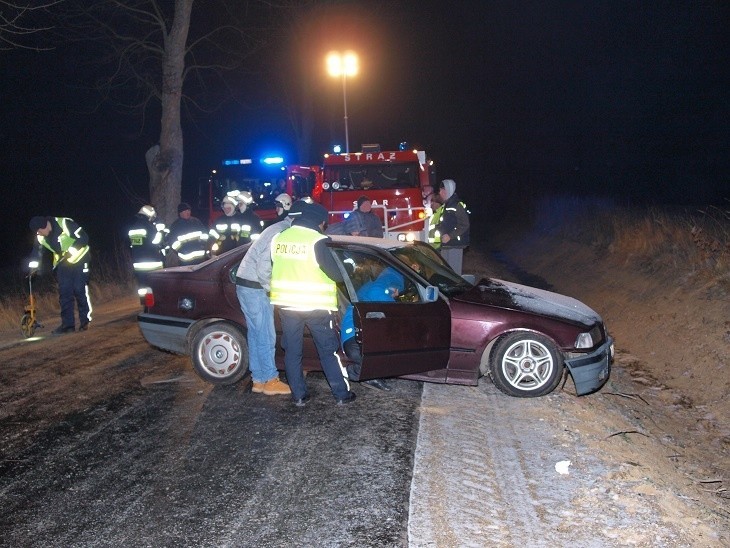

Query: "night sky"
<box><xmin>1</xmin><ymin>1</ymin><xmax>728</xmax><ymax>269</ymax></box>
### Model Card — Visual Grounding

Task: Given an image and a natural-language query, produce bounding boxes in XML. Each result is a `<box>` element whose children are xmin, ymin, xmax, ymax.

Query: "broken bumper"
<box><xmin>565</xmin><ymin>337</ymin><xmax>614</xmax><ymax>396</ymax></box>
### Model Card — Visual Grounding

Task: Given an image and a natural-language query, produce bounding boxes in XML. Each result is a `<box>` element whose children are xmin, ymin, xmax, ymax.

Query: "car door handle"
<box><xmin>365</xmin><ymin>311</ymin><xmax>386</xmax><ymax>319</ymax></box>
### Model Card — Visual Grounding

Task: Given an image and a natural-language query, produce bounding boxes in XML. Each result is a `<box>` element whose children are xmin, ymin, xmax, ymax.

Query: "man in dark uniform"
<box><xmin>28</xmin><ymin>215</ymin><xmax>92</xmax><ymax>334</ymax></box>
<box><xmin>128</xmin><ymin>205</ymin><xmax>165</xmax><ymax>285</ymax></box>
<box><xmin>430</xmin><ymin>179</ymin><xmax>470</xmax><ymax>274</ymax></box>
<box><xmin>167</xmin><ymin>202</ymin><xmax>209</xmax><ymax>266</ymax></box>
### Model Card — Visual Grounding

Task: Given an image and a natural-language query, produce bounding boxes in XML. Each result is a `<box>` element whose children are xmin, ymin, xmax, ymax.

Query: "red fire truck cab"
<box><xmin>312</xmin><ymin>144</ymin><xmax>437</xmax><ymax>241</ymax></box>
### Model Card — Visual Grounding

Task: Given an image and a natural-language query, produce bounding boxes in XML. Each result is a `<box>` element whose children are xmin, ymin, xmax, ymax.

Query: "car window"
<box><xmin>390</xmin><ymin>243</ymin><xmax>473</xmax><ymax>297</ymax></box>
<box><xmin>332</xmin><ymin>248</ymin><xmax>421</xmax><ymax>304</ymax></box>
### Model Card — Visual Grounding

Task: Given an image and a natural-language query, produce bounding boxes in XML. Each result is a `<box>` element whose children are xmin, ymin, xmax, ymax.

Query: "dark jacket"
<box><xmin>128</xmin><ymin>214</ymin><xmax>164</xmax><ymax>267</ymax></box>
<box><xmin>436</xmin><ymin>192</ymin><xmax>470</xmax><ymax>248</ymax></box>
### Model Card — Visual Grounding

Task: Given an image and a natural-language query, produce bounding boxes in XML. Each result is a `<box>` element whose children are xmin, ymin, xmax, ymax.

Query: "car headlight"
<box><xmin>322</xmin><ymin>182</ymin><xmax>330</xmax><ymax>190</ymax></box>
<box><xmin>575</xmin><ymin>332</ymin><xmax>594</xmax><ymax>349</ymax></box>
<box><xmin>332</xmin><ymin>181</ymin><xmax>341</xmax><ymax>190</ymax></box>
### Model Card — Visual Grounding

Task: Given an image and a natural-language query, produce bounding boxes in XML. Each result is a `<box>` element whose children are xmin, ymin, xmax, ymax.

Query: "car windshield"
<box><xmin>323</xmin><ymin>162</ymin><xmax>419</xmax><ymax>190</ymax></box>
<box><xmin>389</xmin><ymin>242</ymin><xmax>474</xmax><ymax>296</ymax></box>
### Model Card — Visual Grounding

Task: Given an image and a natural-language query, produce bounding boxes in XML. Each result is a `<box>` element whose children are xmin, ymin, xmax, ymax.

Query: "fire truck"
<box><xmin>198</xmin><ymin>156</ymin><xmax>316</xmax><ymax>226</ymax></box>
<box><xmin>312</xmin><ymin>144</ymin><xmax>437</xmax><ymax>241</ymax></box>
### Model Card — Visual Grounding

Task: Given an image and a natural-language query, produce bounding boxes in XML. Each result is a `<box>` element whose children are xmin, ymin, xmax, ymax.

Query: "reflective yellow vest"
<box><xmin>428</xmin><ymin>205</ymin><xmax>445</xmax><ymax>248</ymax></box>
<box><xmin>270</xmin><ymin>226</ymin><xmax>338</xmax><ymax>311</ymax></box>
<box><xmin>38</xmin><ymin>217</ymin><xmax>90</xmax><ymax>267</ymax></box>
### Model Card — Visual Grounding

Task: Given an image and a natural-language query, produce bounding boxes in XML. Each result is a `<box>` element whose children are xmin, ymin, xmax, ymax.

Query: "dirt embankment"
<box><xmin>466</xmin><ymin>230</ymin><xmax>730</xmax><ymax>533</ymax></box>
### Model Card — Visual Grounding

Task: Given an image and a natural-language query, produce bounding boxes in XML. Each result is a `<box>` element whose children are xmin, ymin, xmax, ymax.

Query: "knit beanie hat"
<box><xmin>29</xmin><ymin>216</ymin><xmax>48</xmax><ymax>231</ymax></box>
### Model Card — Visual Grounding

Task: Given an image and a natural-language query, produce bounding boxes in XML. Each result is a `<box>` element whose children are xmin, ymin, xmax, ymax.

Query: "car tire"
<box><xmin>488</xmin><ymin>331</ymin><xmax>563</xmax><ymax>398</ymax></box>
<box><xmin>191</xmin><ymin>323</ymin><xmax>248</xmax><ymax>385</ymax></box>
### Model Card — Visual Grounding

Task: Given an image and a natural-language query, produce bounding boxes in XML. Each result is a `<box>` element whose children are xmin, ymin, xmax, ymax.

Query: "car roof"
<box><xmin>328</xmin><ymin>235</ymin><xmax>412</xmax><ymax>250</ymax></box>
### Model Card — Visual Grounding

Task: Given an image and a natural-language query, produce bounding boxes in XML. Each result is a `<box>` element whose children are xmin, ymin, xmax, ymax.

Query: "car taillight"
<box><xmin>138</xmin><ymin>287</ymin><xmax>154</xmax><ymax>308</ymax></box>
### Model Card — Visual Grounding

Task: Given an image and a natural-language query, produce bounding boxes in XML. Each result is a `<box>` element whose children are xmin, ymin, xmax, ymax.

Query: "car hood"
<box><xmin>453</xmin><ymin>278</ymin><xmax>602</xmax><ymax>326</ymax></box>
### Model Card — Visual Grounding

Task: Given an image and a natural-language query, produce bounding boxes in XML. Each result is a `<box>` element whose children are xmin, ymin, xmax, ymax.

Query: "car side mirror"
<box><xmin>461</xmin><ymin>274</ymin><xmax>476</xmax><ymax>284</ymax></box>
<box><xmin>425</xmin><ymin>285</ymin><xmax>438</xmax><ymax>302</ymax></box>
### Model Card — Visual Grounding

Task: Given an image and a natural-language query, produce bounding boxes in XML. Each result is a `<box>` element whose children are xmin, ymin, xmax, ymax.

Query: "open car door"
<box><xmin>354</xmin><ymin>298</ymin><xmax>450</xmax><ymax>380</ymax></box>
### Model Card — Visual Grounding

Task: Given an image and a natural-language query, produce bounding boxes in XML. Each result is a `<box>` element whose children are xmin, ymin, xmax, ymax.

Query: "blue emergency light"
<box><xmin>261</xmin><ymin>156</ymin><xmax>284</xmax><ymax>165</ymax></box>
<box><xmin>222</xmin><ymin>158</ymin><xmax>253</xmax><ymax>166</ymax></box>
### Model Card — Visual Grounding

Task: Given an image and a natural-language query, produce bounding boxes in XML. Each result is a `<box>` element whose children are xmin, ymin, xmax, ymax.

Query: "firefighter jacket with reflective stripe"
<box><xmin>168</xmin><ymin>216</ymin><xmax>209</xmax><ymax>263</ymax></box>
<box><xmin>210</xmin><ymin>210</ymin><xmax>262</xmax><ymax>255</ymax></box>
<box><xmin>32</xmin><ymin>217</ymin><xmax>90</xmax><ymax>269</ymax></box>
<box><xmin>270</xmin><ymin>225</ymin><xmax>338</xmax><ymax>311</ymax></box>
<box><xmin>128</xmin><ymin>214</ymin><xmax>165</xmax><ymax>271</ymax></box>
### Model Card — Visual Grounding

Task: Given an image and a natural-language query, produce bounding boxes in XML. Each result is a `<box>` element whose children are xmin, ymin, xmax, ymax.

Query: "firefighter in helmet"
<box><xmin>210</xmin><ymin>195</ymin><xmax>245</xmax><ymax>255</ymax></box>
<box><xmin>273</xmin><ymin>193</ymin><xmax>293</xmax><ymax>223</ymax></box>
<box><xmin>234</xmin><ymin>190</ymin><xmax>263</xmax><ymax>244</ymax></box>
<box><xmin>128</xmin><ymin>205</ymin><xmax>166</xmax><ymax>286</ymax></box>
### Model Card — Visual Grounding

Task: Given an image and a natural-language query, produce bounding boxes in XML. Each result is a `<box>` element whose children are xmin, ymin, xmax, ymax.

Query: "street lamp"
<box><xmin>326</xmin><ymin>50</ymin><xmax>358</xmax><ymax>153</ymax></box>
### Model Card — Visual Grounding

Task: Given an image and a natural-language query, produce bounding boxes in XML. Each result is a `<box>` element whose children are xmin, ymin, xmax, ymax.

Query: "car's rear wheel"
<box><xmin>489</xmin><ymin>332</ymin><xmax>563</xmax><ymax>397</ymax></box>
<box><xmin>191</xmin><ymin>323</ymin><xmax>248</xmax><ymax>385</ymax></box>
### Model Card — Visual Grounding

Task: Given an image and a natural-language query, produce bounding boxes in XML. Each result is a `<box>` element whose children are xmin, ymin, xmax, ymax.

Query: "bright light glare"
<box><xmin>327</xmin><ymin>51</ymin><xmax>358</xmax><ymax>77</ymax></box>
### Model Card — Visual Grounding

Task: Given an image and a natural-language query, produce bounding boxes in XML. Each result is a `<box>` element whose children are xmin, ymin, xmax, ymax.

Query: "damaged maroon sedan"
<box><xmin>137</xmin><ymin>237</ymin><xmax>613</xmax><ymax>397</ymax></box>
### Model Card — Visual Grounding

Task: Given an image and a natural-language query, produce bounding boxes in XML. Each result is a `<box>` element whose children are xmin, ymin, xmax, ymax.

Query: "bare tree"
<box><xmin>0</xmin><ymin>0</ymin><xmax>63</xmax><ymax>50</ymax></box>
<box><xmin>63</xmin><ymin>1</ymin><xmax>265</xmax><ymax>223</ymax></box>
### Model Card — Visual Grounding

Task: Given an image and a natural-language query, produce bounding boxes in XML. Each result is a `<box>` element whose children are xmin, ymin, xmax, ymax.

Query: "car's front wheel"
<box><xmin>191</xmin><ymin>323</ymin><xmax>248</xmax><ymax>385</ymax></box>
<box><xmin>489</xmin><ymin>332</ymin><xmax>563</xmax><ymax>397</ymax></box>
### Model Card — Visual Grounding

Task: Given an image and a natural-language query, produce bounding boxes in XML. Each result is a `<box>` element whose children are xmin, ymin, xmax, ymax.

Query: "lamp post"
<box><xmin>326</xmin><ymin>50</ymin><xmax>358</xmax><ymax>153</ymax></box>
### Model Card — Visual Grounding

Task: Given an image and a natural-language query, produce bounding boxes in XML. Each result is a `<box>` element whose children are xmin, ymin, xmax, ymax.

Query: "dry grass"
<box><xmin>0</xmin><ymin>246</ymin><xmax>136</xmax><ymax>333</ymax></box>
<box><xmin>533</xmin><ymin>197</ymin><xmax>730</xmax><ymax>290</ymax></box>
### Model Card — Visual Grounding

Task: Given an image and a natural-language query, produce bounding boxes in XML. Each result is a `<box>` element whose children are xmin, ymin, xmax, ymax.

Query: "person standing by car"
<box><xmin>128</xmin><ymin>205</ymin><xmax>165</xmax><ymax>286</ymax></box>
<box><xmin>340</xmin><ymin>266</ymin><xmax>405</xmax><ymax>391</ymax></box>
<box><xmin>270</xmin><ymin>202</ymin><xmax>356</xmax><ymax>407</ymax></box>
<box><xmin>271</xmin><ymin>193</ymin><xmax>293</xmax><ymax>224</ymax></box>
<box><xmin>233</xmin><ymin>199</ymin><xmax>306</xmax><ymax>396</ymax></box>
<box><xmin>28</xmin><ymin>215</ymin><xmax>92</xmax><ymax>334</ymax></box>
<box><xmin>210</xmin><ymin>196</ymin><xmax>245</xmax><ymax>256</ymax></box>
<box><xmin>234</xmin><ymin>191</ymin><xmax>264</xmax><ymax>244</ymax></box>
<box><xmin>343</xmin><ymin>196</ymin><xmax>384</xmax><ymax>237</ymax></box>
<box><xmin>167</xmin><ymin>202</ymin><xmax>210</xmax><ymax>266</ymax></box>
<box><xmin>430</xmin><ymin>179</ymin><xmax>470</xmax><ymax>274</ymax></box>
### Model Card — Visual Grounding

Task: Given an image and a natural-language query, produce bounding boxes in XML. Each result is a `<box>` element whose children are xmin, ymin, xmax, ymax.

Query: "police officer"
<box><xmin>428</xmin><ymin>179</ymin><xmax>470</xmax><ymax>274</ymax></box>
<box><xmin>128</xmin><ymin>205</ymin><xmax>165</xmax><ymax>285</ymax></box>
<box><xmin>28</xmin><ymin>215</ymin><xmax>92</xmax><ymax>334</ymax></box>
<box><xmin>167</xmin><ymin>202</ymin><xmax>209</xmax><ymax>266</ymax></box>
<box><xmin>270</xmin><ymin>202</ymin><xmax>356</xmax><ymax>406</ymax></box>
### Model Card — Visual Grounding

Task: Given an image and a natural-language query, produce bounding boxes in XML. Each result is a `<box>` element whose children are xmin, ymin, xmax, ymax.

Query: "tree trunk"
<box><xmin>148</xmin><ymin>0</ymin><xmax>194</xmax><ymax>225</ymax></box>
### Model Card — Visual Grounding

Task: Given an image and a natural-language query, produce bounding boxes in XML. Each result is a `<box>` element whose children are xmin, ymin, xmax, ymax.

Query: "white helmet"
<box><xmin>138</xmin><ymin>205</ymin><xmax>156</xmax><ymax>221</ymax></box>
<box><xmin>237</xmin><ymin>191</ymin><xmax>253</xmax><ymax>212</ymax></box>
<box><xmin>274</xmin><ymin>193</ymin><xmax>293</xmax><ymax>211</ymax></box>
